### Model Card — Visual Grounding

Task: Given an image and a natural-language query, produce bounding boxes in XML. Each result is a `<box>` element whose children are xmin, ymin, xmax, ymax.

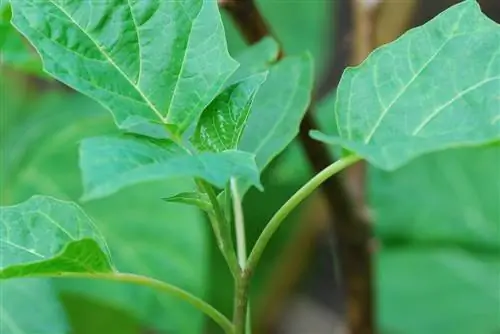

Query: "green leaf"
<box><xmin>371</xmin><ymin>144</ymin><xmax>500</xmax><ymax>333</ymax></box>
<box><xmin>0</xmin><ymin>196</ymin><xmax>113</xmax><ymax>279</ymax></box>
<box><xmin>1</xmin><ymin>91</ymin><xmax>210</xmax><ymax>333</ymax></box>
<box><xmin>228</xmin><ymin>37</ymin><xmax>280</xmax><ymax>84</ymax></box>
<box><xmin>311</xmin><ymin>1</ymin><xmax>500</xmax><ymax>170</ymax></box>
<box><xmin>80</xmin><ymin>135</ymin><xmax>262</xmax><ymax>201</ymax></box>
<box><xmin>371</xmin><ymin>145</ymin><xmax>500</xmax><ymax>249</ymax></box>
<box><xmin>10</xmin><ymin>0</ymin><xmax>238</xmax><ymax>134</ymax></box>
<box><xmin>1</xmin><ymin>279</ymin><xmax>70</xmax><ymax>334</ymax></box>
<box><xmin>238</xmin><ymin>53</ymin><xmax>313</xmax><ymax>192</ymax></box>
<box><xmin>163</xmin><ymin>192</ymin><xmax>211</xmax><ymax>212</ymax></box>
<box><xmin>192</xmin><ymin>72</ymin><xmax>267</xmax><ymax>152</ymax></box>
<box><xmin>378</xmin><ymin>249</ymin><xmax>500</xmax><ymax>334</ymax></box>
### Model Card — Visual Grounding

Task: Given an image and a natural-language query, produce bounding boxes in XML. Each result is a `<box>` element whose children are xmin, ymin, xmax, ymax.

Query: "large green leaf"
<box><xmin>370</xmin><ymin>144</ymin><xmax>500</xmax><ymax>249</ymax></box>
<box><xmin>0</xmin><ymin>196</ymin><xmax>112</xmax><ymax>278</ymax></box>
<box><xmin>192</xmin><ymin>72</ymin><xmax>267</xmax><ymax>152</ymax></box>
<box><xmin>80</xmin><ymin>135</ymin><xmax>262</xmax><ymax>201</ymax></box>
<box><xmin>238</xmin><ymin>53</ymin><xmax>313</xmax><ymax>192</ymax></box>
<box><xmin>311</xmin><ymin>1</ymin><xmax>500</xmax><ymax>170</ymax></box>
<box><xmin>378</xmin><ymin>249</ymin><xmax>500</xmax><ymax>334</ymax></box>
<box><xmin>10</xmin><ymin>0</ymin><xmax>238</xmax><ymax>134</ymax></box>
<box><xmin>1</xmin><ymin>92</ymin><xmax>210</xmax><ymax>333</ymax></box>
<box><xmin>0</xmin><ymin>279</ymin><xmax>69</xmax><ymax>334</ymax></box>
<box><xmin>371</xmin><ymin>144</ymin><xmax>500</xmax><ymax>333</ymax></box>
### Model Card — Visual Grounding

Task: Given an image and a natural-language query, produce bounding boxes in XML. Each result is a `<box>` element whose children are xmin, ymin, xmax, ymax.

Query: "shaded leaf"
<box><xmin>0</xmin><ymin>196</ymin><xmax>113</xmax><ymax>279</ymax></box>
<box><xmin>238</xmin><ymin>53</ymin><xmax>313</xmax><ymax>193</ymax></box>
<box><xmin>80</xmin><ymin>135</ymin><xmax>262</xmax><ymax>201</ymax></box>
<box><xmin>1</xmin><ymin>92</ymin><xmax>209</xmax><ymax>333</ymax></box>
<box><xmin>0</xmin><ymin>279</ymin><xmax>70</xmax><ymax>334</ymax></box>
<box><xmin>192</xmin><ymin>72</ymin><xmax>267</xmax><ymax>152</ymax></box>
<box><xmin>311</xmin><ymin>1</ymin><xmax>500</xmax><ymax>170</ymax></box>
<box><xmin>10</xmin><ymin>0</ymin><xmax>238</xmax><ymax>134</ymax></box>
<box><xmin>378</xmin><ymin>249</ymin><xmax>500</xmax><ymax>334</ymax></box>
<box><xmin>163</xmin><ymin>192</ymin><xmax>211</xmax><ymax>212</ymax></box>
<box><xmin>371</xmin><ymin>144</ymin><xmax>500</xmax><ymax>248</ymax></box>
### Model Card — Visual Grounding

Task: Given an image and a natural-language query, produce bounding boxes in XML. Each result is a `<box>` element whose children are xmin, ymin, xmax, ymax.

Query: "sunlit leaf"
<box><xmin>80</xmin><ymin>135</ymin><xmax>262</xmax><ymax>201</ymax></box>
<box><xmin>312</xmin><ymin>1</ymin><xmax>500</xmax><ymax>170</ymax></box>
<box><xmin>10</xmin><ymin>0</ymin><xmax>238</xmax><ymax>134</ymax></box>
<box><xmin>192</xmin><ymin>72</ymin><xmax>267</xmax><ymax>152</ymax></box>
<box><xmin>0</xmin><ymin>196</ymin><xmax>113</xmax><ymax>278</ymax></box>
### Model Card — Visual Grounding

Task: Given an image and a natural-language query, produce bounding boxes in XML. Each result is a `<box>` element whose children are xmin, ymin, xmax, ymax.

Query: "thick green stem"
<box><xmin>58</xmin><ymin>272</ymin><xmax>234</xmax><ymax>334</ymax></box>
<box><xmin>247</xmin><ymin>155</ymin><xmax>360</xmax><ymax>272</ymax></box>
<box><xmin>232</xmin><ymin>156</ymin><xmax>361</xmax><ymax>330</ymax></box>
<box><xmin>230</xmin><ymin>178</ymin><xmax>252</xmax><ymax>334</ymax></box>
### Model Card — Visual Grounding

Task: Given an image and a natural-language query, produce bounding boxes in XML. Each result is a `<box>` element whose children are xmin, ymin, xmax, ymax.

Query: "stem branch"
<box><xmin>58</xmin><ymin>272</ymin><xmax>234</xmax><ymax>334</ymax></box>
<box><xmin>230</xmin><ymin>178</ymin><xmax>252</xmax><ymax>334</ymax></box>
<box><xmin>232</xmin><ymin>155</ymin><xmax>360</xmax><ymax>334</ymax></box>
<box><xmin>248</xmin><ymin>155</ymin><xmax>360</xmax><ymax>280</ymax></box>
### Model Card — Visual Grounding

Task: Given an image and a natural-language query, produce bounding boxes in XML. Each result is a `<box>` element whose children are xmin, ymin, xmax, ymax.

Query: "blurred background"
<box><xmin>1</xmin><ymin>0</ymin><xmax>499</xmax><ymax>333</ymax></box>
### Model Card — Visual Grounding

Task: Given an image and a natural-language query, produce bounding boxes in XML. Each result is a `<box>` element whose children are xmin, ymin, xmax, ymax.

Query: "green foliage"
<box><xmin>80</xmin><ymin>135</ymin><xmax>262</xmax><ymax>201</ymax></box>
<box><xmin>0</xmin><ymin>196</ymin><xmax>112</xmax><ymax>278</ymax></box>
<box><xmin>371</xmin><ymin>144</ymin><xmax>500</xmax><ymax>248</ymax></box>
<box><xmin>0</xmin><ymin>92</ymin><xmax>210</xmax><ymax>333</ymax></box>
<box><xmin>312</xmin><ymin>1</ymin><xmax>500</xmax><ymax>170</ymax></box>
<box><xmin>378</xmin><ymin>249</ymin><xmax>500</xmax><ymax>334</ymax></box>
<box><xmin>10</xmin><ymin>0</ymin><xmax>238</xmax><ymax>135</ymax></box>
<box><xmin>2</xmin><ymin>0</ymin><xmax>499</xmax><ymax>333</ymax></box>
<box><xmin>193</xmin><ymin>72</ymin><xmax>267</xmax><ymax>152</ymax></box>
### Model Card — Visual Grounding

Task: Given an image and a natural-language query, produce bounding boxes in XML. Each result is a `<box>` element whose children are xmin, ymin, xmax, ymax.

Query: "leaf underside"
<box><xmin>312</xmin><ymin>0</ymin><xmax>500</xmax><ymax>170</ymax></box>
<box><xmin>0</xmin><ymin>196</ymin><xmax>113</xmax><ymax>279</ymax></box>
<box><xmin>80</xmin><ymin>135</ymin><xmax>262</xmax><ymax>201</ymax></box>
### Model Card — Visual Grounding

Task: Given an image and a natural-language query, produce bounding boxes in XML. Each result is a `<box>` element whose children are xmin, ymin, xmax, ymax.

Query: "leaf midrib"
<box><xmin>46</xmin><ymin>0</ymin><xmax>165</xmax><ymax>123</ymax></box>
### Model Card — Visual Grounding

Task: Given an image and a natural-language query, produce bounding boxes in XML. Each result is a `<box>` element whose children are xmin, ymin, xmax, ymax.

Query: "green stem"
<box><xmin>59</xmin><ymin>272</ymin><xmax>234</xmax><ymax>334</ymax></box>
<box><xmin>230</xmin><ymin>178</ymin><xmax>252</xmax><ymax>334</ymax></box>
<box><xmin>198</xmin><ymin>180</ymin><xmax>239</xmax><ymax>278</ymax></box>
<box><xmin>246</xmin><ymin>155</ymin><xmax>361</xmax><ymax>283</ymax></box>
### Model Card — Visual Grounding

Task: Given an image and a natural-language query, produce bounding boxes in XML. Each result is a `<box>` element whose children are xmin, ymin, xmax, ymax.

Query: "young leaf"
<box><xmin>10</xmin><ymin>0</ymin><xmax>238</xmax><ymax>134</ymax></box>
<box><xmin>311</xmin><ymin>0</ymin><xmax>500</xmax><ymax>170</ymax></box>
<box><xmin>237</xmin><ymin>53</ymin><xmax>314</xmax><ymax>193</ymax></box>
<box><xmin>80</xmin><ymin>135</ymin><xmax>262</xmax><ymax>201</ymax></box>
<box><xmin>192</xmin><ymin>72</ymin><xmax>267</xmax><ymax>152</ymax></box>
<box><xmin>163</xmin><ymin>192</ymin><xmax>212</xmax><ymax>212</ymax></box>
<box><xmin>1</xmin><ymin>279</ymin><xmax>70</xmax><ymax>334</ymax></box>
<box><xmin>0</xmin><ymin>196</ymin><xmax>113</xmax><ymax>279</ymax></box>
